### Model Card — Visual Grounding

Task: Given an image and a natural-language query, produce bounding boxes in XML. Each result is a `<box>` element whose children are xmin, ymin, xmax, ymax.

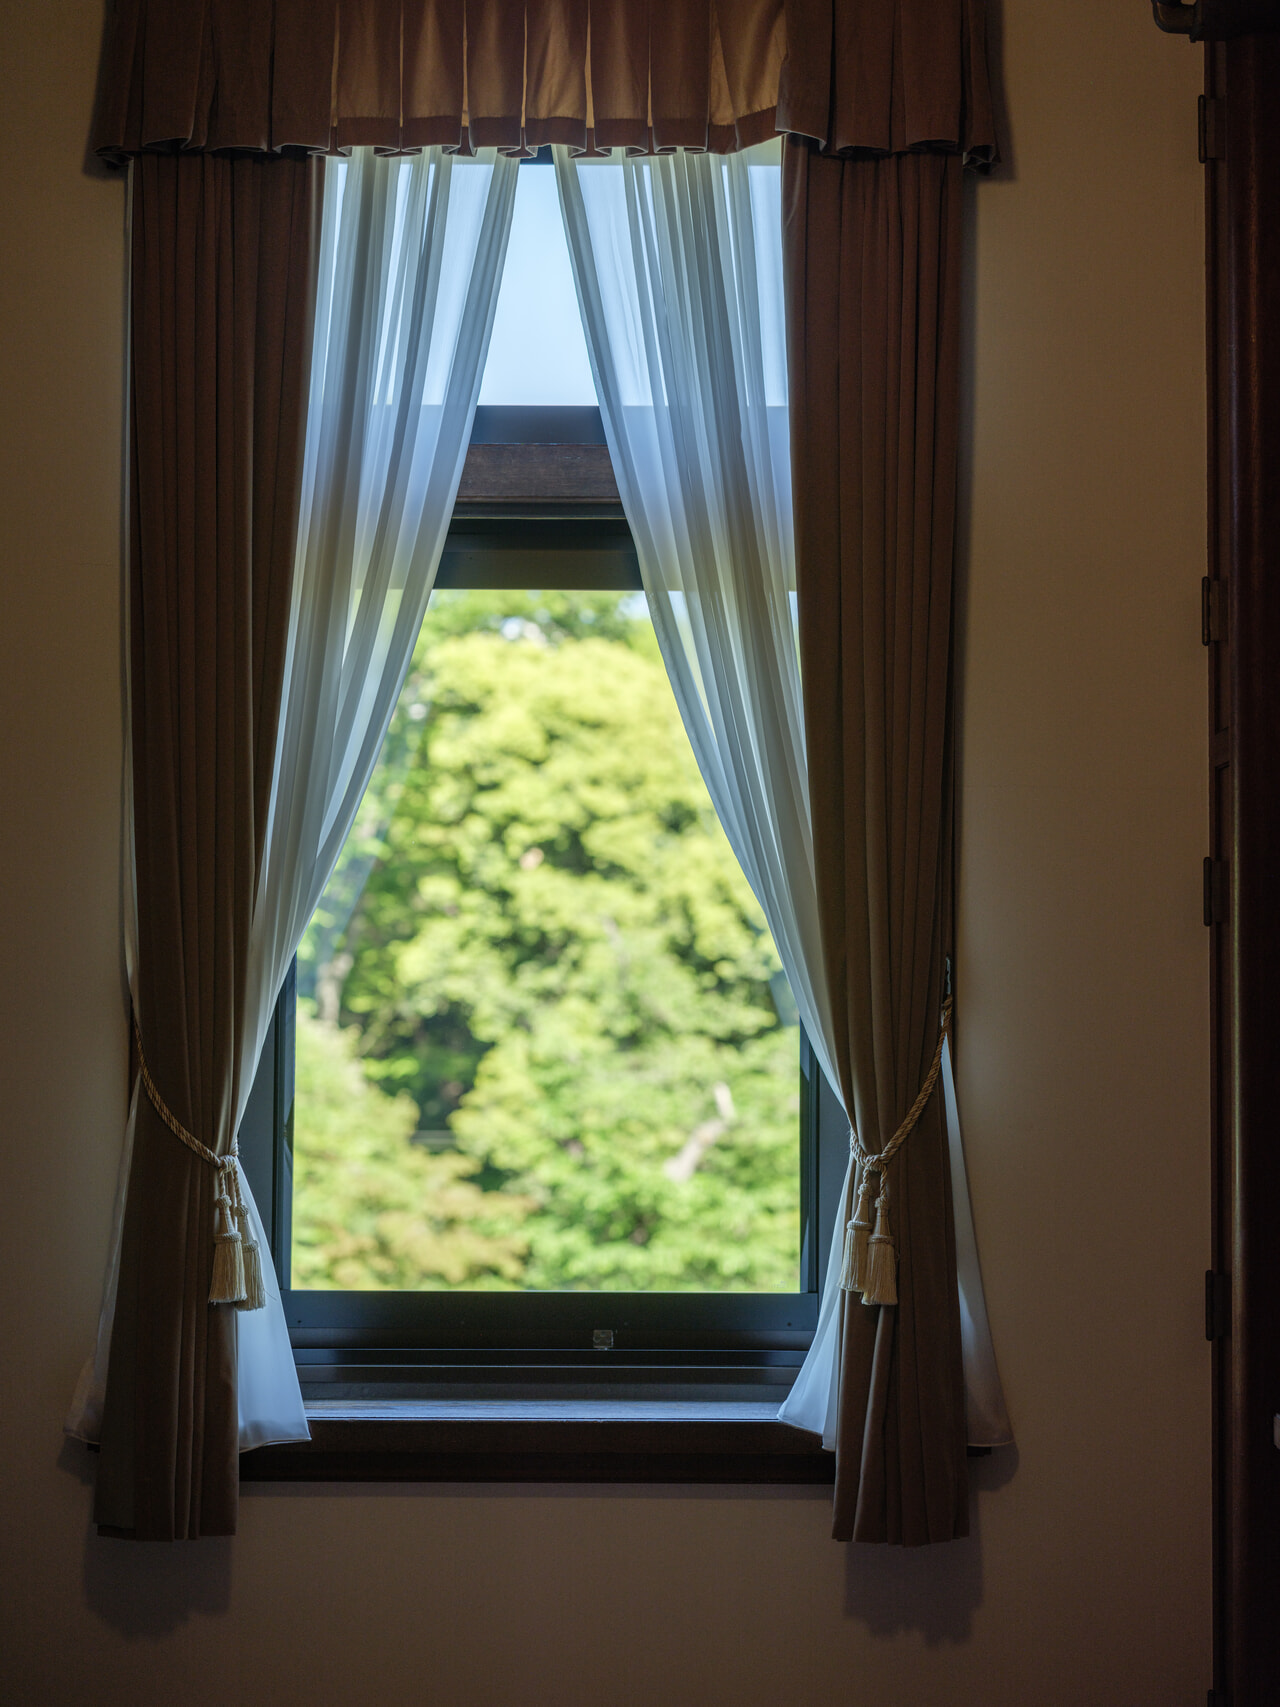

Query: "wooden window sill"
<box><xmin>239</xmin><ymin>1400</ymin><xmax>834</xmax><ymax>1485</ymax></box>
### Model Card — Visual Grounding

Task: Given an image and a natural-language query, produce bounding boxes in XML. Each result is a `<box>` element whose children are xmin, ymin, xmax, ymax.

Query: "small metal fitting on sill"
<box><xmin>593</xmin><ymin>1328</ymin><xmax>615</xmax><ymax>1351</ymax></box>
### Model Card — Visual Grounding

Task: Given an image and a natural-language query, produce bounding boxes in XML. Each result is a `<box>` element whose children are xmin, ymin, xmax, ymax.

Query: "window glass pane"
<box><xmin>478</xmin><ymin>167</ymin><xmax>597</xmax><ymax>406</ymax></box>
<box><xmin>292</xmin><ymin>590</ymin><xmax>801</xmax><ymax>1292</ymax></box>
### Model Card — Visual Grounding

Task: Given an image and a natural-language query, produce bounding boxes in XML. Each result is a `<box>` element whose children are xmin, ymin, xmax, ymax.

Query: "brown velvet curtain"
<box><xmin>90</xmin><ymin>0</ymin><xmax>785</xmax><ymax>160</ymax></box>
<box><xmin>784</xmin><ymin>138</ymin><xmax>971</xmax><ymax>1542</ymax></box>
<box><xmin>779</xmin><ymin>0</ymin><xmax>993</xmax><ymax>1553</ymax></box>
<box><xmin>95</xmin><ymin>152</ymin><xmax>319</xmax><ymax>1540</ymax></box>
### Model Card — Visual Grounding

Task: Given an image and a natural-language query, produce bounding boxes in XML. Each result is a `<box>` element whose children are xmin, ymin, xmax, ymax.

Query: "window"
<box><xmin>238</xmin><ymin>155</ymin><xmax>846</xmax><ymax>1407</ymax></box>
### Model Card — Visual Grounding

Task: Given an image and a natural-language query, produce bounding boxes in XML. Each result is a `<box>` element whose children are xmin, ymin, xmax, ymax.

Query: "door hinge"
<box><xmin>1198</xmin><ymin>95</ymin><xmax>1224</xmax><ymax>163</ymax></box>
<box><xmin>1201</xmin><ymin>576</ymin><xmax>1225</xmax><ymax>644</ymax></box>
<box><xmin>1205</xmin><ymin>1271</ymin><xmax>1230</xmax><ymax>1341</ymax></box>
<box><xmin>1203</xmin><ymin>856</ymin><xmax>1227</xmax><ymax>926</ymax></box>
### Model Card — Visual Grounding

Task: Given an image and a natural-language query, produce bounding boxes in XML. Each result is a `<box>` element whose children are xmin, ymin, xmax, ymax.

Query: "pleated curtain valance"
<box><xmin>90</xmin><ymin>0</ymin><xmax>783</xmax><ymax>160</ymax></box>
<box><xmin>90</xmin><ymin>0</ymin><xmax>994</xmax><ymax>164</ymax></box>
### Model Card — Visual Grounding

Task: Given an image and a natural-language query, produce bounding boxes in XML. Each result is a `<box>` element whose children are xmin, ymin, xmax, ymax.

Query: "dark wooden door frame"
<box><xmin>1193</xmin><ymin>11</ymin><xmax>1280</xmax><ymax>1705</ymax></box>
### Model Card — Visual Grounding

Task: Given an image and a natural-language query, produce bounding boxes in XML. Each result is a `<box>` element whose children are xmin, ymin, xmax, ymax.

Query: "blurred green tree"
<box><xmin>293</xmin><ymin>589</ymin><xmax>800</xmax><ymax>1292</ymax></box>
<box><xmin>292</xmin><ymin>1000</ymin><xmax>532</xmax><ymax>1290</ymax></box>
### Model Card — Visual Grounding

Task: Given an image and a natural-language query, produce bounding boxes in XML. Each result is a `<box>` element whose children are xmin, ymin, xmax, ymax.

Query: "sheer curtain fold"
<box><xmin>228</xmin><ymin>143</ymin><xmax>519</xmax><ymax>1456</ymax></box>
<box><xmin>554</xmin><ymin>142</ymin><xmax>841</xmax><ymax>1108</ymax></box>
<box><xmin>555</xmin><ymin>136</ymin><xmax>863</xmax><ymax>1465</ymax></box>
<box><xmin>244</xmin><ymin>144</ymin><xmax>519</xmax><ymax>1090</ymax></box>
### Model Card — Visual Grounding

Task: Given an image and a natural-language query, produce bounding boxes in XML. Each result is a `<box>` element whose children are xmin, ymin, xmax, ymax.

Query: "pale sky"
<box><xmin>478</xmin><ymin>166</ymin><xmax>599</xmax><ymax>407</ymax></box>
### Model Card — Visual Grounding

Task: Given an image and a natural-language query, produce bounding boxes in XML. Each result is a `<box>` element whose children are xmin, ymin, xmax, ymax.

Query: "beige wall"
<box><xmin>0</xmin><ymin>3</ymin><xmax>1209</xmax><ymax>1702</ymax></box>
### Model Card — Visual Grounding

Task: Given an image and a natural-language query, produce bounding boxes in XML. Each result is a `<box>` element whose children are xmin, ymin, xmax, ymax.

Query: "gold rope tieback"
<box><xmin>839</xmin><ymin>996</ymin><xmax>953</xmax><ymax>1308</ymax></box>
<box><xmin>132</xmin><ymin>1018</ymin><xmax>266</xmax><ymax>1311</ymax></box>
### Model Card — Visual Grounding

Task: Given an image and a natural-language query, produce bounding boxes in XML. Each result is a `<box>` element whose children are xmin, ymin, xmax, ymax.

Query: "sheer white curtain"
<box><xmin>236</xmin><ymin>144</ymin><xmax>518</xmax><ymax>1445</ymax></box>
<box><xmin>555</xmin><ymin>142</ymin><xmax>1010</xmax><ymax>1449</ymax></box>
<box><xmin>555</xmin><ymin>144</ymin><xmax>838</xmax><ymax>1087</ymax></box>
<box><xmin>68</xmin><ymin>145</ymin><xmax>519</xmax><ymax>1450</ymax></box>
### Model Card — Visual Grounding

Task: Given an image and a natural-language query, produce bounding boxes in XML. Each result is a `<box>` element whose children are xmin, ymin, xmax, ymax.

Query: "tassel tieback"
<box><xmin>132</xmin><ymin>1019</ymin><xmax>266</xmax><ymax>1311</ymax></box>
<box><xmin>839</xmin><ymin>997</ymin><xmax>953</xmax><ymax>1308</ymax></box>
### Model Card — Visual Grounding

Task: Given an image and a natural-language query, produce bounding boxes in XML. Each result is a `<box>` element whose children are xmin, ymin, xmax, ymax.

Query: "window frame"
<box><xmin>238</xmin><ymin>398</ymin><xmax>848</xmax><ymax>1411</ymax></box>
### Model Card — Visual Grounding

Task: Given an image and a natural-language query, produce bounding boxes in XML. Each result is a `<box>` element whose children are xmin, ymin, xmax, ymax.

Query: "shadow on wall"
<box><xmin>64</xmin><ymin>1436</ymin><xmax>1018</xmax><ymax>1643</ymax></box>
<box><xmin>61</xmin><ymin>1440</ymin><xmax>233</xmax><ymax>1638</ymax></box>
<box><xmin>83</xmin><ymin>1526</ymin><xmax>233</xmax><ymax>1639</ymax></box>
<box><xmin>843</xmin><ymin>1445</ymin><xmax>1018</xmax><ymax>1644</ymax></box>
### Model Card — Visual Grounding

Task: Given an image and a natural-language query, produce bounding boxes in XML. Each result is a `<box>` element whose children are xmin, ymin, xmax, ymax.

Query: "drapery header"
<box><xmin>91</xmin><ymin>0</ymin><xmax>994</xmax><ymax>164</ymax></box>
<box><xmin>90</xmin><ymin>0</ymin><xmax>785</xmax><ymax>160</ymax></box>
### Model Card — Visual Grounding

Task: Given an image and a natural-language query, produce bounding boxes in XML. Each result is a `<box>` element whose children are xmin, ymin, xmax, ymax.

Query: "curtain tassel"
<box><xmin>839</xmin><ymin>1168</ymin><xmax>878</xmax><ymax>1292</ymax></box>
<box><xmin>861</xmin><ymin>1187</ymin><xmax>898</xmax><ymax>1307</ymax></box>
<box><xmin>231</xmin><ymin>1167</ymin><xmax>267</xmax><ymax>1312</ymax></box>
<box><xmin>844</xmin><ymin>997</ymin><xmax>953</xmax><ymax>1309</ymax></box>
<box><xmin>132</xmin><ymin>1018</ymin><xmax>267</xmax><ymax>1311</ymax></box>
<box><xmin>210</xmin><ymin>1163</ymin><xmax>247</xmax><ymax>1305</ymax></box>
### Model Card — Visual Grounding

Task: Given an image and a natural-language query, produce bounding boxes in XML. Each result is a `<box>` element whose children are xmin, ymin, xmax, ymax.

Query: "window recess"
<box><xmin>238</xmin><ymin>405</ymin><xmax>847</xmax><ymax>1411</ymax></box>
<box><xmin>237</xmin><ymin>158</ymin><xmax>848</xmax><ymax>1454</ymax></box>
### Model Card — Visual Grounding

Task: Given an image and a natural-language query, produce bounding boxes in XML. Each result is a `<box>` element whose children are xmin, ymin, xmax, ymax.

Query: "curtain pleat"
<box><xmin>784</xmin><ymin>140</ymin><xmax>968</xmax><ymax>1545</ymax></box>
<box><xmin>94</xmin><ymin>151</ymin><xmax>320</xmax><ymax>1540</ymax></box>
<box><xmin>273</xmin><ymin>0</ymin><xmax>343</xmax><ymax>150</ymax></box>
<box><xmin>524</xmin><ymin>0</ymin><xmax>590</xmax><ymax>144</ymax></box>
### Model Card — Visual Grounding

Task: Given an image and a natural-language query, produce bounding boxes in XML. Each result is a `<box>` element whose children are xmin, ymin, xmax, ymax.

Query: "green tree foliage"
<box><xmin>292</xmin><ymin>1002</ymin><xmax>531</xmax><ymax>1289</ymax></box>
<box><xmin>293</xmin><ymin>589</ymin><xmax>800</xmax><ymax>1292</ymax></box>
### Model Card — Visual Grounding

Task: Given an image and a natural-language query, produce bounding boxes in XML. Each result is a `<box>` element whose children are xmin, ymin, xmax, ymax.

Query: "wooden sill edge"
<box><xmin>239</xmin><ymin>1404</ymin><xmax>835</xmax><ymax>1485</ymax></box>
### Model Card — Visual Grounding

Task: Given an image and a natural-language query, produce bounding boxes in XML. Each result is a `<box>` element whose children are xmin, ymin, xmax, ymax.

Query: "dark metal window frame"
<box><xmin>236</xmin><ymin>403</ymin><xmax>843</xmax><ymax>1477</ymax></box>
